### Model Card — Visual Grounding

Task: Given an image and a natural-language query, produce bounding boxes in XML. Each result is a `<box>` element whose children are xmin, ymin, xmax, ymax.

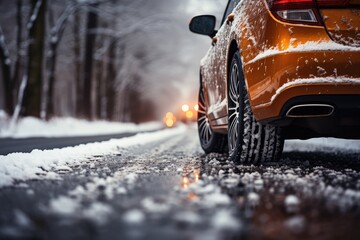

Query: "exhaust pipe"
<box><xmin>286</xmin><ymin>104</ymin><xmax>334</xmax><ymax>118</ymax></box>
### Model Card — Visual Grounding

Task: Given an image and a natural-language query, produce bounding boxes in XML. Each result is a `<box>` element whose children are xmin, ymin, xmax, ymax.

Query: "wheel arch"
<box><xmin>227</xmin><ymin>39</ymin><xmax>253</xmax><ymax>111</ymax></box>
<box><xmin>227</xmin><ymin>40</ymin><xmax>240</xmax><ymax>82</ymax></box>
<box><xmin>199</xmin><ymin>67</ymin><xmax>203</xmax><ymax>89</ymax></box>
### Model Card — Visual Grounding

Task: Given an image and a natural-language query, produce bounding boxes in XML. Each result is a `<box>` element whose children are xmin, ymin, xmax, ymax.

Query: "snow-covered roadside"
<box><xmin>0</xmin><ymin>116</ymin><xmax>163</xmax><ymax>138</ymax></box>
<box><xmin>284</xmin><ymin>138</ymin><xmax>360</xmax><ymax>153</ymax></box>
<box><xmin>0</xmin><ymin>125</ymin><xmax>187</xmax><ymax>188</ymax></box>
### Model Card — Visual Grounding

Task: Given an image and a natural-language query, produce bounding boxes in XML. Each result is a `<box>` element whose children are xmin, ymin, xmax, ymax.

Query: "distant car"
<box><xmin>163</xmin><ymin>112</ymin><xmax>177</xmax><ymax>128</ymax></box>
<box><xmin>180</xmin><ymin>104</ymin><xmax>198</xmax><ymax>122</ymax></box>
<box><xmin>189</xmin><ymin>0</ymin><xmax>360</xmax><ymax>164</ymax></box>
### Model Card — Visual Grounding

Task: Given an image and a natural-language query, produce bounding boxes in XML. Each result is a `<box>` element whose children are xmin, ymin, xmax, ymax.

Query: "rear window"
<box><xmin>222</xmin><ymin>0</ymin><xmax>241</xmax><ymax>24</ymax></box>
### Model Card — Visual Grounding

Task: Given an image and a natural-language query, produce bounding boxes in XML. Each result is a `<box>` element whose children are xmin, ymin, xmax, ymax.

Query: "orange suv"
<box><xmin>189</xmin><ymin>0</ymin><xmax>360</xmax><ymax>164</ymax></box>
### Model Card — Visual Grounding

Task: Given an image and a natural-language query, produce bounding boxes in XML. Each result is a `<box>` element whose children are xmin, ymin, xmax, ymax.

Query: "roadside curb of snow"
<box><xmin>0</xmin><ymin>125</ymin><xmax>187</xmax><ymax>188</ymax></box>
<box><xmin>0</xmin><ymin>117</ymin><xmax>163</xmax><ymax>138</ymax></box>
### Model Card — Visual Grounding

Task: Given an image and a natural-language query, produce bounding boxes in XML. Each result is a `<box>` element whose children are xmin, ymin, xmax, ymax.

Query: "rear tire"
<box><xmin>227</xmin><ymin>52</ymin><xmax>283</xmax><ymax>164</ymax></box>
<box><xmin>197</xmin><ymin>86</ymin><xmax>227</xmax><ymax>154</ymax></box>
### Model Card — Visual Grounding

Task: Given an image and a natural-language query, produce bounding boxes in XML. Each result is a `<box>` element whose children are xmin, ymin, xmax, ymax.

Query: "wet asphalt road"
<box><xmin>0</xmin><ymin>125</ymin><xmax>360</xmax><ymax>240</ymax></box>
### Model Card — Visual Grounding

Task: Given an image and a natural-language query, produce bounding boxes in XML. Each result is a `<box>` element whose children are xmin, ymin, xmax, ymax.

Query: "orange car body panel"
<box><xmin>233</xmin><ymin>0</ymin><xmax>360</xmax><ymax>121</ymax></box>
<box><xmin>320</xmin><ymin>9</ymin><xmax>360</xmax><ymax>47</ymax></box>
<box><xmin>201</xmin><ymin>0</ymin><xmax>360</xmax><ymax>128</ymax></box>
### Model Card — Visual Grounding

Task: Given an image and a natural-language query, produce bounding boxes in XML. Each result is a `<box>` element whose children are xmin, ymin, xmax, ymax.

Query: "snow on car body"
<box><xmin>190</xmin><ymin>0</ymin><xmax>360</xmax><ymax>164</ymax></box>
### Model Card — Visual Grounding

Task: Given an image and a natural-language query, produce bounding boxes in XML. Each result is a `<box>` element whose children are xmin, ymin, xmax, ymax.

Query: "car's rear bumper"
<box><xmin>246</xmin><ymin>49</ymin><xmax>360</xmax><ymax>121</ymax></box>
<box><xmin>259</xmin><ymin>94</ymin><xmax>360</xmax><ymax>139</ymax></box>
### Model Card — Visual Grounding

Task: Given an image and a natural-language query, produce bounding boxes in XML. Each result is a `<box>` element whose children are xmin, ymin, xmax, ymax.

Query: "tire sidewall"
<box><xmin>198</xmin><ymin>88</ymin><xmax>214</xmax><ymax>151</ymax></box>
<box><xmin>228</xmin><ymin>52</ymin><xmax>245</xmax><ymax>162</ymax></box>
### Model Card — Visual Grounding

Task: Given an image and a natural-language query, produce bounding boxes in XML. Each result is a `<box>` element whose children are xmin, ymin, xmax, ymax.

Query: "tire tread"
<box><xmin>228</xmin><ymin>52</ymin><xmax>284</xmax><ymax>164</ymax></box>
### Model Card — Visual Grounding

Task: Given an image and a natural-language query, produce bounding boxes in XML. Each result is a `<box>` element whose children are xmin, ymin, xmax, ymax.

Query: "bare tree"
<box><xmin>83</xmin><ymin>2</ymin><xmax>98</xmax><ymax>120</ymax></box>
<box><xmin>23</xmin><ymin>0</ymin><xmax>46</xmax><ymax>117</ymax></box>
<box><xmin>104</xmin><ymin>39</ymin><xmax>117</xmax><ymax>120</ymax></box>
<box><xmin>0</xmin><ymin>26</ymin><xmax>12</xmax><ymax>114</ymax></box>
<box><xmin>12</xmin><ymin>0</ymin><xmax>23</xmax><ymax>111</ymax></box>
<box><xmin>44</xmin><ymin>0</ymin><xmax>83</xmax><ymax>119</ymax></box>
<box><xmin>93</xmin><ymin>19</ymin><xmax>106</xmax><ymax>120</ymax></box>
<box><xmin>73</xmin><ymin>11</ymin><xmax>83</xmax><ymax>118</ymax></box>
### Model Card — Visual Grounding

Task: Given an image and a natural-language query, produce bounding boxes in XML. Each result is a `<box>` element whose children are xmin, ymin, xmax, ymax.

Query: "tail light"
<box><xmin>267</xmin><ymin>0</ymin><xmax>351</xmax><ymax>26</ymax></box>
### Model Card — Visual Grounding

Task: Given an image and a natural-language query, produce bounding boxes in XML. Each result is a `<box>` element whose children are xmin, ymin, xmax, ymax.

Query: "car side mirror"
<box><xmin>189</xmin><ymin>15</ymin><xmax>217</xmax><ymax>38</ymax></box>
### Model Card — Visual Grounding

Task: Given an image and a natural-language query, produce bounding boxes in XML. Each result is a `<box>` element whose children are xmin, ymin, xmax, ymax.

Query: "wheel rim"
<box><xmin>198</xmin><ymin>90</ymin><xmax>212</xmax><ymax>145</ymax></box>
<box><xmin>228</xmin><ymin>63</ymin><xmax>240</xmax><ymax>156</ymax></box>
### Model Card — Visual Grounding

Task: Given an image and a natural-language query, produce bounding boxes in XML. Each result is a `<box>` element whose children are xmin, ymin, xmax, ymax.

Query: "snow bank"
<box><xmin>284</xmin><ymin>138</ymin><xmax>360</xmax><ymax>153</ymax></box>
<box><xmin>0</xmin><ymin>126</ymin><xmax>186</xmax><ymax>188</ymax></box>
<box><xmin>0</xmin><ymin>117</ymin><xmax>162</xmax><ymax>138</ymax></box>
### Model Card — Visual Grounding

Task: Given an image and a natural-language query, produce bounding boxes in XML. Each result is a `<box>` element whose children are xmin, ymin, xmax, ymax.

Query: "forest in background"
<box><xmin>0</xmin><ymin>0</ymin><xmax>224</xmax><ymax>123</ymax></box>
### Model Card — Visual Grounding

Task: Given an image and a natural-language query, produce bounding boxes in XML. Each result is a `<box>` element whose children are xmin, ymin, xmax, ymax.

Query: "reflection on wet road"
<box><xmin>0</xmin><ymin>125</ymin><xmax>359</xmax><ymax>239</ymax></box>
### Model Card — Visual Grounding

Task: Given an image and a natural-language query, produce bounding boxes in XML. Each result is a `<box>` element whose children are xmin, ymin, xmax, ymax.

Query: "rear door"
<box><xmin>317</xmin><ymin>0</ymin><xmax>360</xmax><ymax>47</ymax></box>
<box><xmin>207</xmin><ymin>0</ymin><xmax>240</xmax><ymax>124</ymax></box>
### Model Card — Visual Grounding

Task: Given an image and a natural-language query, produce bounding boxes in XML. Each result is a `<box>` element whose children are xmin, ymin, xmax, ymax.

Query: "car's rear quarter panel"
<box><xmin>320</xmin><ymin>9</ymin><xmax>360</xmax><ymax>47</ymax></box>
<box><xmin>234</xmin><ymin>0</ymin><xmax>360</xmax><ymax>121</ymax></box>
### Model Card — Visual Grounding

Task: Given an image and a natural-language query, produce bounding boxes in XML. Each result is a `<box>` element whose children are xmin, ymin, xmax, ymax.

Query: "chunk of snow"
<box><xmin>284</xmin><ymin>216</ymin><xmax>306</xmax><ymax>233</ymax></box>
<box><xmin>141</xmin><ymin>198</ymin><xmax>170</xmax><ymax>213</ymax></box>
<box><xmin>125</xmin><ymin>173</ymin><xmax>138</xmax><ymax>185</ymax></box>
<box><xmin>14</xmin><ymin>210</ymin><xmax>31</xmax><ymax>228</ymax></box>
<box><xmin>123</xmin><ymin>209</ymin><xmax>145</xmax><ymax>224</ymax></box>
<box><xmin>45</xmin><ymin>172</ymin><xmax>60</xmax><ymax>180</ymax></box>
<box><xmin>83</xmin><ymin>202</ymin><xmax>112</xmax><ymax>225</ymax></box>
<box><xmin>247</xmin><ymin>192</ymin><xmax>260</xmax><ymax>207</ymax></box>
<box><xmin>69</xmin><ymin>185</ymin><xmax>86</xmax><ymax>197</ymax></box>
<box><xmin>204</xmin><ymin>191</ymin><xmax>231</xmax><ymax>207</ymax></box>
<box><xmin>55</xmin><ymin>166</ymin><xmax>72</xmax><ymax>172</ymax></box>
<box><xmin>49</xmin><ymin>196</ymin><xmax>80</xmax><ymax>215</ymax></box>
<box><xmin>174</xmin><ymin>211</ymin><xmax>201</xmax><ymax>224</ymax></box>
<box><xmin>194</xmin><ymin>183</ymin><xmax>216</xmax><ymax>195</ymax></box>
<box><xmin>26</xmin><ymin>189</ymin><xmax>34</xmax><ymax>195</ymax></box>
<box><xmin>211</xmin><ymin>210</ymin><xmax>241</xmax><ymax>230</ymax></box>
<box><xmin>285</xmin><ymin>195</ymin><xmax>300</xmax><ymax>213</ymax></box>
<box><xmin>222</xmin><ymin>177</ymin><xmax>239</xmax><ymax>188</ymax></box>
<box><xmin>116</xmin><ymin>186</ymin><xmax>127</xmax><ymax>194</ymax></box>
<box><xmin>254</xmin><ymin>179</ymin><xmax>264</xmax><ymax>186</ymax></box>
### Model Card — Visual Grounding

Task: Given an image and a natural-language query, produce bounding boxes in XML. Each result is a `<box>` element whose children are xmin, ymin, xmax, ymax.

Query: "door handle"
<box><xmin>227</xmin><ymin>13</ymin><xmax>235</xmax><ymax>24</ymax></box>
<box><xmin>212</xmin><ymin>36</ymin><xmax>218</xmax><ymax>46</ymax></box>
